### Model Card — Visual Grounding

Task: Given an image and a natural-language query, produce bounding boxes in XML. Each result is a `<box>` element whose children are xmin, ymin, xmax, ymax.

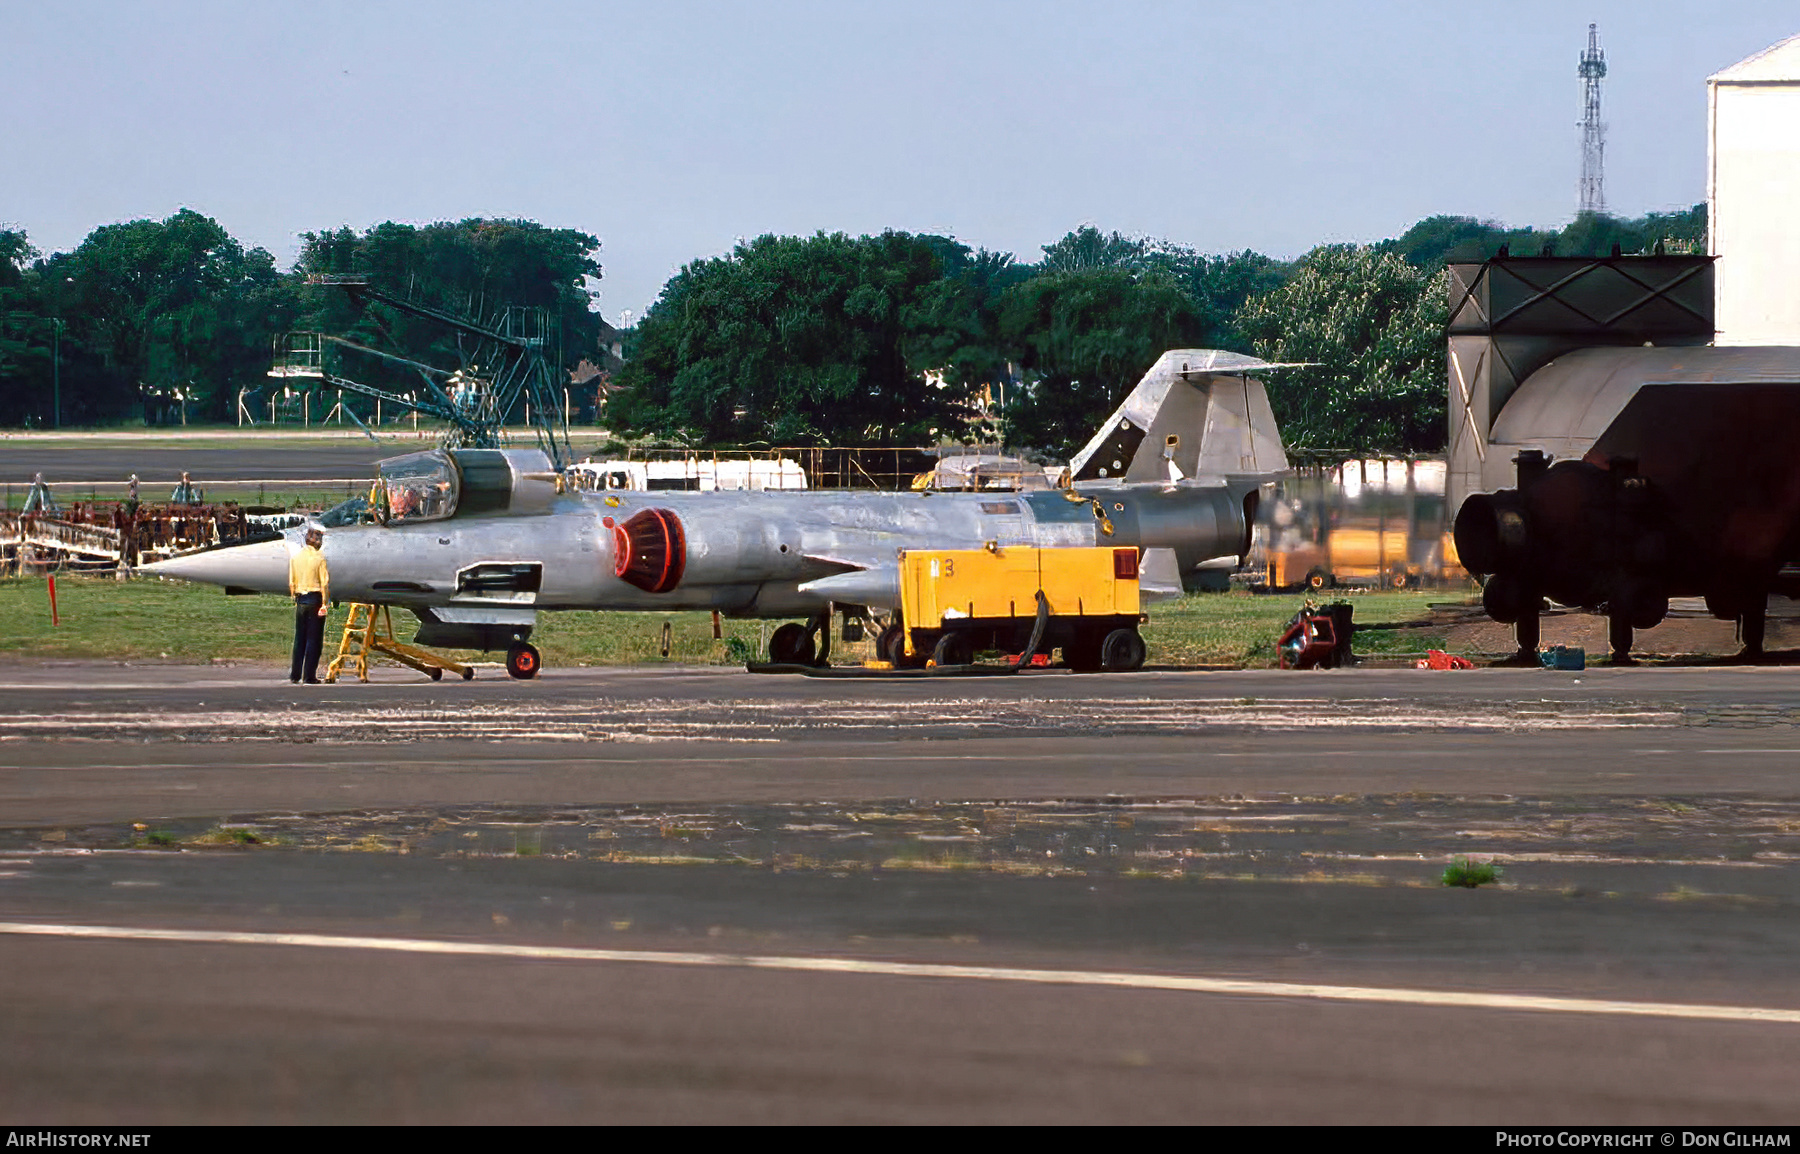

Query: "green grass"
<box><xmin>0</xmin><ymin>576</ymin><xmax>1465</xmax><ymax>669</ymax></box>
<box><xmin>1</xmin><ymin>576</ymin><xmax>296</xmax><ymax>661</ymax></box>
<box><xmin>1442</xmin><ymin>856</ymin><xmax>1503</xmax><ymax>887</ymax></box>
<box><xmin>1144</xmin><ymin>590</ymin><xmax>1454</xmax><ymax>667</ymax></box>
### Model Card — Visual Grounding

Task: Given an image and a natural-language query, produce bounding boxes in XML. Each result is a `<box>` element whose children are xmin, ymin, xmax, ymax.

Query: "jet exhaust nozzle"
<box><xmin>612</xmin><ymin>508</ymin><xmax>686</xmax><ymax>593</ymax></box>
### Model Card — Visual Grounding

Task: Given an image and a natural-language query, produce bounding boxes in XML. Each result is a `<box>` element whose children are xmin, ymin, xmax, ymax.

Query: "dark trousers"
<box><xmin>292</xmin><ymin>593</ymin><xmax>326</xmax><ymax>681</ymax></box>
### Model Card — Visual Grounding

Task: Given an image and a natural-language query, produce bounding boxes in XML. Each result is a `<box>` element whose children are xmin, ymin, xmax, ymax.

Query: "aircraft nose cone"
<box><xmin>141</xmin><ymin>537</ymin><xmax>292</xmax><ymax>594</ymax></box>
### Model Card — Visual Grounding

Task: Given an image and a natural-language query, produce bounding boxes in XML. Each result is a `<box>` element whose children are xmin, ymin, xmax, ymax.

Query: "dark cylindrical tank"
<box><xmin>1456</xmin><ymin>346</ymin><xmax>1800</xmax><ymax>630</ymax></box>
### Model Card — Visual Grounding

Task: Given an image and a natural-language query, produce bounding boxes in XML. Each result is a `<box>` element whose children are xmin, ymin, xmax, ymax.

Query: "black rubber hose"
<box><xmin>1011</xmin><ymin>590</ymin><xmax>1050</xmax><ymax>673</ymax></box>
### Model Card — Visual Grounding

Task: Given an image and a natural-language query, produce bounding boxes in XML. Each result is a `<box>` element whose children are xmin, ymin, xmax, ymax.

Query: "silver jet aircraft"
<box><xmin>145</xmin><ymin>349</ymin><xmax>1290</xmax><ymax>677</ymax></box>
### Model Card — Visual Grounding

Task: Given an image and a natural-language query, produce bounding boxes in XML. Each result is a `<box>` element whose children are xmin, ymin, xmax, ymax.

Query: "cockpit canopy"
<box><xmin>379</xmin><ymin>451</ymin><xmax>459</xmax><ymax>524</ymax></box>
<box><xmin>312</xmin><ymin>448</ymin><xmax>562</xmax><ymax>529</ymax></box>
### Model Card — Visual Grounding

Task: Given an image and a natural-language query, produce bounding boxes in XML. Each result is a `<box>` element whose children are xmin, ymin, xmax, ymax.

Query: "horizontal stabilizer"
<box><xmin>1138</xmin><ymin>547</ymin><xmax>1184</xmax><ymax>603</ymax></box>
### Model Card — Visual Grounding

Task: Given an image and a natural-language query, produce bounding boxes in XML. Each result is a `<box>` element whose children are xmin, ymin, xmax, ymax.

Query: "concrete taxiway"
<box><xmin>2</xmin><ymin>661</ymin><xmax>1799</xmax><ymax>1123</ymax></box>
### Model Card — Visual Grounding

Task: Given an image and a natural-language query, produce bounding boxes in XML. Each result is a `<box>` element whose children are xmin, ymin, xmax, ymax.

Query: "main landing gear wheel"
<box><xmin>506</xmin><ymin>642</ymin><xmax>540</xmax><ymax>680</ymax></box>
<box><xmin>877</xmin><ymin>624</ymin><xmax>906</xmax><ymax>666</ymax></box>
<box><xmin>768</xmin><ymin>622</ymin><xmax>816</xmax><ymax>665</ymax></box>
<box><xmin>1099</xmin><ymin>628</ymin><xmax>1147</xmax><ymax>672</ymax></box>
<box><xmin>428</xmin><ymin>668</ymin><xmax>443</xmax><ymax>681</ymax></box>
<box><xmin>461</xmin><ymin>666</ymin><xmax>476</xmax><ymax>681</ymax></box>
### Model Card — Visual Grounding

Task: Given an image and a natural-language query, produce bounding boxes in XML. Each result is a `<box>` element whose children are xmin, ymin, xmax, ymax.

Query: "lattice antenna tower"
<box><xmin>1578</xmin><ymin>22</ymin><xmax>1607</xmax><ymax>216</ymax></box>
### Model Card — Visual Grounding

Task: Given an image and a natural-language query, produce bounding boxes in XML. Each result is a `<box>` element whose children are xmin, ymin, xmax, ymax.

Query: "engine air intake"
<box><xmin>612</xmin><ymin>508</ymin><xmax>686</xmax><ymax>593</ymax></box>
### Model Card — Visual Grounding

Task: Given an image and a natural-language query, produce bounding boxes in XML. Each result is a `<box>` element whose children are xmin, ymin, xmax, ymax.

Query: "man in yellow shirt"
<box><xmin>288</xmin><ymin>528</ymin><xmax>330</xmax><ymax>684</ymax></box>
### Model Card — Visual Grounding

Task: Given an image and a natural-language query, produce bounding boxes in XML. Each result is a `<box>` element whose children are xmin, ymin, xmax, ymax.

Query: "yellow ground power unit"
<box><xmin>886</xmin><ymin>545</ymin><xmax>1147</xmax><ymax>672</ymax></box>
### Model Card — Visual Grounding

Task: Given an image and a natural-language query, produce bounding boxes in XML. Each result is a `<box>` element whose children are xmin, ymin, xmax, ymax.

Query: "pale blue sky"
<box><xmin>3</xmin><ymin>1</ymin><xmax>1794</xmax><ymax>323</ymax></box>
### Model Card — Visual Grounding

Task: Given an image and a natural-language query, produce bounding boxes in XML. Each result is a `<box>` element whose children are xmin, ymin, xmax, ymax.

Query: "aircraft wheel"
<box><xmin>506</xmin><ymin>642</ymin><xmax>541</xmax><ymax>680</ymax></box>
<box><xmin>1481</xmin><ymin>574</ymin><xmax>1526</xmax><ymax>625</ymax></box>
<box><xmin>1704</xmin><ymin>588</ymin><xmax>1744</xmax><ymax>621</ymax></box>
<box><xmin>768</xmin><ymin>622</ymin><xmax>815</xmax><ymax>665</ymax></box>
<box><xmin>1306</xmin><ymin>568</ymin><xmax>1330</xmax><ymax>591</ymax></box>
<box><xmin>1100</xmin><ymin>628</ymin><xmax>1147</xmax><ymax>672</ymax></box>
<box><xmin>1619</xmin><ymin>581</ymin><xmax>1669</xmax><ymax>631</ymax></box>
<box><xmin>1389</xmin><ymin>568</ymin><xmax>1410</xmax><ymax>589</ymax></box>
<box><xmin>877</xmin><ymin>624</ymin><xmax>906</xmax><ymax>666</ymax></box>
<box><xmin>461</xmin><ymin>667</ymin><xmax>475</xmax><ymax>681</ymax></box>
<box><xmin>932</xmin><ymin>631</ymin><xmax>975</xmax><ymax>668</ymax></box>
<box><xmin>428</xmin><ymin>667</ymin><xmax>443</xmax><ymax>681</ymax></box>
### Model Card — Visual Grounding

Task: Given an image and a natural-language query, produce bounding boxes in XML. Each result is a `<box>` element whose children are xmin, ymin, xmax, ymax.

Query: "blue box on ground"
<box><xmin>1539</xmin><ymin>645</ymin><xmax>1585</xmax><ymax>671</ymax></box>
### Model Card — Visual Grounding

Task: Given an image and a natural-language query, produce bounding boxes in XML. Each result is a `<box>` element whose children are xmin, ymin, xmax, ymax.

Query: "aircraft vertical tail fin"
<box><xmin>1068</xmin><ymin>350</ymin><xmax>1290</xmax><ymax>484</ymax></box>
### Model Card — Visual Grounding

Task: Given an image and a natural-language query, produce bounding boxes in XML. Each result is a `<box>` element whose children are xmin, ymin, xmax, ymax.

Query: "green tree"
<box><xmin>0</xmin><ymin>229</ymin><xmax>49</xmax><ymax>424</ymax></box>
<box><xmin>1165</xmin><ymin>249</ymin><xmax>1292</xmax><ymax>351</ymax></box>
<box><xmin>996</xmin><ymin>266</ymin><xmax>1211</xmax><ymax>459</ymax></box>
<box><xmin>1383</xmin><ymin>205</ymin><xmax>1708</xmax><ymax>268</ymax></box>
<box><xmin>1030</xmin><ymin>227</ymin><xmax>1290</xmax><ymax>350</ymax></box>
<box><xmin>294</xmin><ymin>219</ymin><xmax>603</xmax><ymax>414</ymax></box>
<box><xmin>34</xmin><ymin>210</ymin><xmax>293</xmax><ymax>424</ymax></box>
<box><xmin>1382</xmin><ymin>215</ymin><xmax>1559</xmax><ymax>267</ymax></box>
<box><xmin>612</xmin><ymin>231</ymin><xmax>991</xmax><ymax>445</ymax></box>
<box><xmin>1038</xmin><ymin>225</ymin><xmax>1162</xmax><ymax>273</ymax></box>
<box><xmin>1557</xmin><ymin>205</ymin><xmax>1707</xmax><ymax>257</ymax></box>
<box><xmin>992</xmin><ymin>228</ymin><xmax>1290</xmax><ymax>459</ymax></box>
<box><xmin>0</xmin><ymin>229</ymin><xmax>33</xmax><ymax>288</ymax></box>
<box><xmin>1234</xmin><ymin>244</ymin><xmax>1445</xmax><ymax>457</ymax></box>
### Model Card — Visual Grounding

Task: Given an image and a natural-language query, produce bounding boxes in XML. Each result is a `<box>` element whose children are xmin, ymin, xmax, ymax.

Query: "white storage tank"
<box><xmin>1709</xmin><ymin>33</ymin><xmax>1800</xmax><ymax>345</ymax></box>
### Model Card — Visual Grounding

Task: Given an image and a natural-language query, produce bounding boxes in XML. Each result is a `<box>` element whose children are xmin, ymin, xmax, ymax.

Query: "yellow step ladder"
<box><xmin>325</xmin><ymin>603</ymin><xmax>474</xmax><ymax>683</ymax></box>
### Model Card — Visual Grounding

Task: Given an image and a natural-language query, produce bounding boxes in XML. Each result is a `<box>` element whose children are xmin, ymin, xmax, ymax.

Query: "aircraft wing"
<box><xmin>802</xmin><ymin>547</ymin><xmax>890</xmax><ymax>572</ymax></box>
<box><xmin>798</xmin><ymin>560</ymin><xmax>901</xmax><ymax>609</ymax></box>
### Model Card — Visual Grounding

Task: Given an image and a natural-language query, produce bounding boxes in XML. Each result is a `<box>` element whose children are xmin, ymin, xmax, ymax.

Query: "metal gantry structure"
<box><xmin>1578</xmin><ymin>22</ymin><xmax>1608</xmax><ymax>217</ymax></box>
<box><xmin>269</xmin><ymin>275</ymin><xmax>575</xmax><ymax>470</ymax></box>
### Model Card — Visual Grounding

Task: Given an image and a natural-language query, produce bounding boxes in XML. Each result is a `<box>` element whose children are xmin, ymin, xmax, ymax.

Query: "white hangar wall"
<box><xmin>1709</xmin><ymin>33</ymin><xmax>1800</xmax><ymax>345</ymax></box>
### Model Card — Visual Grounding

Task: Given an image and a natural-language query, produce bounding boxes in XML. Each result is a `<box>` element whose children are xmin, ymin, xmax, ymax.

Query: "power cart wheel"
<box><xmin>1099</xmin><ymin>628</ymin><xmax>1147</xmax><ymax>672</ymax></box>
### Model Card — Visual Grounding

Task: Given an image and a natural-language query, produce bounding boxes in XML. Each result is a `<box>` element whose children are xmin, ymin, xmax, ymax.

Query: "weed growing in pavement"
<box><xmin>179</xmin><ymin>826</ymin><xmax>263</xmax><ymax>846</ymax></box>
<box><xmin>1442</xmin><ymin>856</ymin><xmax>1502</xmax><ymax>887</ymax></box>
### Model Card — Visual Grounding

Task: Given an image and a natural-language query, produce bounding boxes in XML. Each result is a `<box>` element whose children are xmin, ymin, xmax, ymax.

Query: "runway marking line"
<box><xmin>2</xmin><ymin>919</ymin><xmax>1798</xmax><ymax>1025</ymax></box>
